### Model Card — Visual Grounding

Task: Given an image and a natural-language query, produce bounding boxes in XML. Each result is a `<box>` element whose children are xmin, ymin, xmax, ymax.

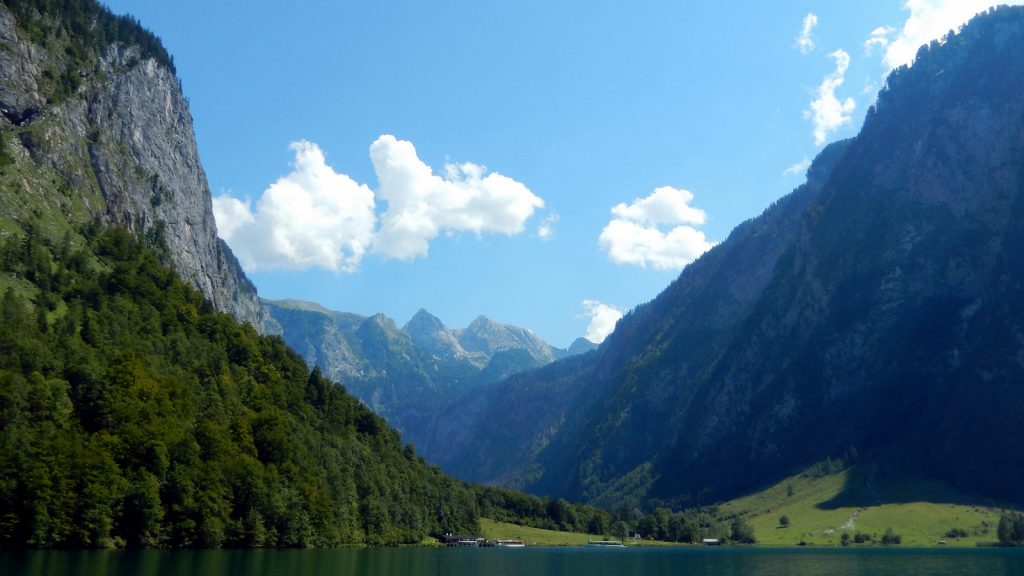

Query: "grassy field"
<box><xmin>478</xmin><ymin>518</ymin><xmax>678</xmax><ymax>547</ymax></box>
<box><xmin>715</xmin><ymin>465</ymin><xmax>1006</xmax><ymax>547</ymax></box>
<box><xmin>478</xmin><ymin>518</ymin><xmax>606</xmax><ymax>546</ymax></box>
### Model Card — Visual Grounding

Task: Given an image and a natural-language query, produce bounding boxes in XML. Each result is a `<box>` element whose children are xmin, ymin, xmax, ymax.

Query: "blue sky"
<box><xmin>102</xmin><ymin>0</ymin><xmax>1008</xmax><ymax>347</ymax></box>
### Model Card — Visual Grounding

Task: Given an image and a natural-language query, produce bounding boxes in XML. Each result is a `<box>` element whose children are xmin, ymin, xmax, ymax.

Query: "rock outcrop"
<box><xmin>0</xmin><ymin>3</ymin><xmax>261</xmax><ymax>327</ymax></box>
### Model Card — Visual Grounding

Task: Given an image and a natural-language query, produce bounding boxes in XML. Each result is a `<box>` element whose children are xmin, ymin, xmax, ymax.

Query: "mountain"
<box><xmin>443</xmin><ymin>7</ymin><xmax>1024</xmax><ymax>508</ymax></box>
<box><xmin>261</xmin><ymin>299</ymin><xmax>591</xmax><ymax>465</ymax></box>
<box><xmin>457</xmin><ymin>315</ymin><xmax>564</xmax><ymax>364</ymax></box>
<box><xmin>567</xmin><ymin>337</ymin><xmax>598</xmax><ymax>356</ymax></box>
<box><xmin>0</xmin><ymin>0</ymin><xmax>260</xmax><ymax>327</ymax></box>
<box><xmin>404</xmin><ymin>308</ymin><xmax>473</xmax><ymax>363</ymax></box>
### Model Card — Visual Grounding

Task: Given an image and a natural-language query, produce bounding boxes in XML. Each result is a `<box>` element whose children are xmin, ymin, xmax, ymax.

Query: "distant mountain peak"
<box><xmin>366</xmin><ymin>312</ymin><xmax>398</xmax><ymax>331</ymax></box>
<box><xmin>403</xmin><ymin>309</ymin><xmax>470</xmax><ymax>361</ymax></box>
<box><xmin>567</xmin><ymin>337</ymin><xmax>599</xmax><ymax>356</ymax></box>
<box><xmin>262</xmin><ymin>297</ymin><xmax>338</xmax><ymax>316</ymax></box>
<box><xmin>404</xmin><ymin>308</ymin><xmax>446</xmax><ymax>332</ymax></box>
<box><xmin>458</xmin><ymin>315</ymin><xmax>554</xmax><ymax>364</ymax></box>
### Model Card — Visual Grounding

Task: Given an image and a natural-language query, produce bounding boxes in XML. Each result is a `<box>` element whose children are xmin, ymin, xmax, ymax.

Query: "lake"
<box><xmin>3</xmin><ymin>546</ymin><xmax>1024</xmax><ymax>576</ymax></box>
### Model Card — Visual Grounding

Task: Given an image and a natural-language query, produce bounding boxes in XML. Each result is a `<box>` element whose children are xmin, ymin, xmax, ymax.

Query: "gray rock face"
<box><xmin>0</xmin><ymin>6</ymin><xmax>261</xmax><ymax>327</ymax></box>
<box><xmin>457</xmin><ymin>315</ymin><xmax>559</xmax><ymax>364</ymax></box>
<box><xmin>0</xmin><ymin>10</ymin><xmax>45</xmax><ymax>126</ymax></box>
<box><xmin>403</xmin><ymin>308</ymin><xmax>474</xmax><ymax>363</ymax></box>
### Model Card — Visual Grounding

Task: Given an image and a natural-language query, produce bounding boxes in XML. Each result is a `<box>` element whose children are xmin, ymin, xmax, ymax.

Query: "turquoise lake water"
<box><xmin>3</xmin><ymin>546</ymin><xmax>1024</xmax><ymax>576</ymax></box>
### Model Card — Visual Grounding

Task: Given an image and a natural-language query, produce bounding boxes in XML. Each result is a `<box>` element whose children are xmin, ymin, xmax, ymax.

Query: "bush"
<box><xmin>881</xmin><ymin>527</ymin><xmax>902</xmax><ymax>545</ymax></box>
<box><xmin>853</xmin><ymin>531</ymin><xmax>872</xmax><ymax>544</ymax></box>
<box><xmin>998</xmin><ymin>511</ymin><xmax>1024</xmax><ymax>546</ymax></box>
<box><xmin>730</xmin><ymin>518</ymin><xmax>756</xmax><ymax>544</ymax></box>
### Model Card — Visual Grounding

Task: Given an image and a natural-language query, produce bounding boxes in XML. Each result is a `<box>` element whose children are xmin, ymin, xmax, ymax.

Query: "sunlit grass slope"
<box><xmin>716</xmin><ymin>465</ymin><xmax>1007</xmax><ymax>547</ymax></box>
<box><xmin>479</xmin><ymin>518</ymin><xmax>679</xmax><ymax>547</ymax></box>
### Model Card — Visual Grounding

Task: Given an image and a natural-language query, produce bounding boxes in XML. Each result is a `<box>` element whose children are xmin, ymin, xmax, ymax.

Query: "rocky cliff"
<box><xmin>0</xmin><ymin>1</ymin><xmax>261</xmax><ymax>326</ymax></box>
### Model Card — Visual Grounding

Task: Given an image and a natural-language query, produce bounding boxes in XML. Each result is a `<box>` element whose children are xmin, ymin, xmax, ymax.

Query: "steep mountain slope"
<box><xmin>0</xmin><ymin>226</ymin><xmax>479</xmax><ymax>547</ymax></box>
<box><xmin>0</xmin><ymin>0</ymin><xmax>260</xmax><ymax>326</ymax></box>
<box><xmin>441</xmin><ymin>139</ymin><xmax>851</xmax><ymax>490</ymax></box>
<box><xmin>261</xmin><ymin>299</ymin><xmax>589</xmax><ymax>465</ymax></box>
<box><xmin>449</xmin><ymin>7</ymin><xmax>1024</xmax><ymax>508</ymax></box>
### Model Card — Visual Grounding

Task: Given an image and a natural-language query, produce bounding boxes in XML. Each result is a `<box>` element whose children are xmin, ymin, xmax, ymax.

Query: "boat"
<box><xmin>587</xmin><ymin>539</ymin><xmax>626</xmax><ymax>547</ymax></box>
<box><xmin>438</xmin><ymin>533</ymin><xmax>485</xmax><ymax>547</ymax></box>
<box><xmin>494</xmin><ymin>539</ymin><xmax>526</xmax><ymax>547</ymax></box>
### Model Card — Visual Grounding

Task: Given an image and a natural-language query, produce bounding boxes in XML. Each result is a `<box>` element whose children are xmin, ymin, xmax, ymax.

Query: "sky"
<box><xmin>101</xmin><ymin>0</ymin><xmax>1016</xmax><ymax>347</ymax></box>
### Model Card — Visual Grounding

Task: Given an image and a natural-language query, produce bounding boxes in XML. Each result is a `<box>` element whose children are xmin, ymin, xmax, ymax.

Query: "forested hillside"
<box><xmin>0</xmin><ymin>224</ymin><xmax>478</xmax><ymax>547</ymax></box>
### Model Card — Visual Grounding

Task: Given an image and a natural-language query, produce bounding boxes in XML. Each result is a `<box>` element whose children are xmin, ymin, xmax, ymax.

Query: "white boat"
<box><xmin>494</xmin><ymin>539</ymin><xmax>526</xmax><ymax>547</ymax></box>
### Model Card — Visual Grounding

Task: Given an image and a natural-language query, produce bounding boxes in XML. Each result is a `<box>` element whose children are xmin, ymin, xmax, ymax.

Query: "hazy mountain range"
<box><xmin>261</xmin><ymin>299</ymin><xmax>596</xmax><ymax>464</ymax></box>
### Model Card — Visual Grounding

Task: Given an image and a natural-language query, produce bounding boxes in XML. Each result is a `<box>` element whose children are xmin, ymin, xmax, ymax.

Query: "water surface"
<box><xmin>3</xmin><ymin>546</ymin><xmax>1023</xmax><ymax>576</ymax></box>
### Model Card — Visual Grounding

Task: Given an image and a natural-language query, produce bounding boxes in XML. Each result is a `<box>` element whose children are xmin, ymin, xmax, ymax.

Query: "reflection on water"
<box><xmin>3</xmin><ymin>546</ymin><xmax>1024</xmax><ymax>576</ymax></box>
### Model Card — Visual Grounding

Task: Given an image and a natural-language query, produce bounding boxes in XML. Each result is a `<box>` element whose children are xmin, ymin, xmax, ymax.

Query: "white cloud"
<box><xmin>864</xmin><ymin>25</ymin><xmax>896</xmax><ymax>55</ymax></box>
<box><xmin>214</xmin><ymin>136</ymin><xmax>543</xmax><ymax>270</ymax></box>
<box><xmin>581</xmin><ymin>299</ymin><xmax>623</xmax><ymax>344</ymax></box>
<box><xmin>370</xmin><ymin>135</ymin><xmax>544</xmax><ymax>260</ymax></box>
<box><xmin>213</xmin><ymin>141</ymin><xmax>376</xmax><ymax>271</ymax></box>
<box><xmin>599</xmin><ymin>186</ymin><xmax>714</xmax><ymax>270</ymax></box>
<box><xmin>537</xmin><ymin>213</ymin><xmax>559</xmax><ymax>241</ymax></box>
<box><xmin>804</xmin><ymin>49</ymin><xmax>856</xmax><ymax>146</ymax></box>
<box><xmin>610</xmin><ymin>186</ymin><xmax>706</xmax><ymax>227</ymax></box>
<box><xmin>212</xmin><ymin>194</ymin><xmax>253</xmax><ymax>240</ymax></box>
<box><xmin>783</xmin><ymin>157</ymin><xmax>812</xmax><ymax>177</ymax></box>
<box><xmin>796</xmin><ymin>13</ymin><xmax>818</xmax><ymax>55</ymax></box>
<box><xmin>876</xmin><ymin>1</ymin><xmax>1021</xmax><ymax>70</ymax></box>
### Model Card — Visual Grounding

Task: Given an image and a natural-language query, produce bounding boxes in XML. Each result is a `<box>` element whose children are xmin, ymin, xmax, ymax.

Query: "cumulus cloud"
<box><xmin>581</xmin><ymin>299</ymin><xmax>623</xmax><ymax>344</ymax></box>
<box><xmin>783</xmin><ymin>157</ymin><xmax>812</xmax><ymax>177</ymax></box>
<box><xmin>599</xmin><ymin>186</ymin><xmax>714</xmax><ymax>270</ymax></box>
<box><xmin>214</xmin><ymin>136</ymin><xmax>543</xmax><ymax>271</ymax></box>
<box><xmin>537</xmin><ymin>213</ymin><xmax>559</xmax><ymax>241</ymax></box>
<box><xmin>370</xmin><ymin>135</ymin><xmax>544</xmax><ymax>260</ymax></box>
<box><xmin>804</xmin><ymin>49</ymin><xmax>856</xmax><ymax>146</ymax></box>
<box><xmin>610</xmin><ymin>186</ymin><xmax>706</xmax><ymax>227</ymax></box>
<box><xmin>796</xmin><ymin>13</ymin><xmax>818</xmax><ymax>54</ymax></box>
<box><xmin>864</xmin><ymin>25</ymin><xmax>896</xmax><ymax>55</ymax></box>
<box><xmin>876</xmin><ymin>1</ymin><xmax>1022</xmax><ymax>70</ymax></box>
<box><xmin>212</xmin><ymin>141</ymin><xmax>376</xmax><ymax>271</ymax></box>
